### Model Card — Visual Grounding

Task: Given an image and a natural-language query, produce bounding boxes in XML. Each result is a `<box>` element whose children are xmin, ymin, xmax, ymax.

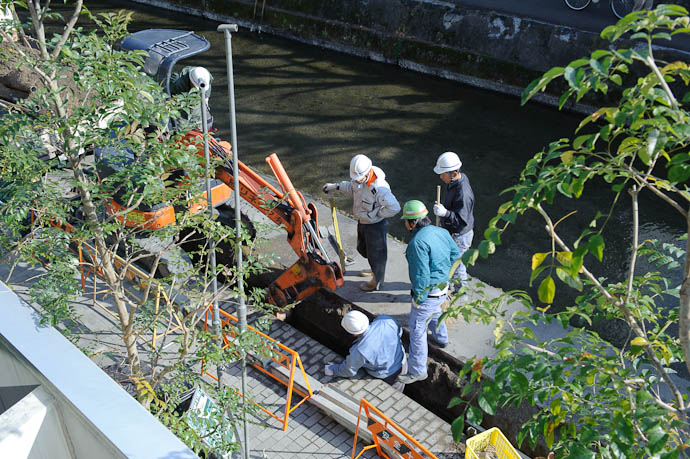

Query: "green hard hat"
<box><xmin>401</xmin><ymin>200</ymin><xmax>428</xmax><ymax>220</ymax></box>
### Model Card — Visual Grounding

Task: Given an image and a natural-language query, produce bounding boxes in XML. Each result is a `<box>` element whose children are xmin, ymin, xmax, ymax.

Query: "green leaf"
<box><xmin>522</xmin><ymin>67</ymin><xmax>565</xmax><ymax>104</ymax></box>
<box><xmin>668</xmin><ymin>164</ymin><xmax>690</xmax><ymax>183</ymax></box>
<box><xmin>447</xmin><ymin>396</ymin><xmax>464</xmax><ymax>409</ymax></box>
<box><xmin>652</xmin><ymin>32</ymin><xmax>672</xmax><ymax>41</ymax></box>
<box><xmin>530</xmin><ymin>265</ymin><xmax>548</xmax><ymax>286</ymax></box>
<box><xmin>450</xmin><ymin>416</ymin><xmax>464</xmax><ymax>442</ymax></box>
<box><xmin>556</xmin><ymin>266</ymin><xmax>583</xmax><ymax>291</ymax></box>
<box><xmin>573</xmin><ymin>134</ymin><xmax>593</xmax><ymax>149</ymax></box>
<box><xmin>466</xmin><ymin>405</ymin><xmax>483</xmax><ymax>426</ymax></box>
<box><xmin>569</xmin><ymin>445</ymin><xmax>597</xmax><ymax>459</ymax></box>
<box><xmin>478</xmin><ymin>240</ymin><xmax>495</xmax><ymax>258</ymax></box>
<box><xmin>559</xmin><ymin>88</ymin><xmax>575</xmax><ymax>109</ymax></box>
<box><xmin>478</xmin><ymin>394</ymin><xmax>496</xmax><ymax>416</ymax></box>
<box><xmin>571</xmin><ymin>179</ymin><xmax>584</xmax><ymax>198</ymax></box>
<box><xmin>464</xmin><ymin>249</ymin><xmax>480</xmax><ymax>266</ymax></box>
<box><xmin>511</xmin><ymin>371</ymin><xmax>529</xmax><ymax>393</ymax></box>
<box><xmin>647</xmin><ymin>424</ymin><xmax>669</xmax><ymax>454</ymax></box>
<box><xmin>538</xmin><ymin>275</ymin><xmax>556</xmax><ymax>304</ymax></box>
<box><xmin>589</xmin><ymin>58</ymin><xmax>604</xmax><ymax>75</ymax></box>
<box><xmin>589</xmin><ymin>234</ymin><xmax>605</xmax><ymax>261</ymax></box>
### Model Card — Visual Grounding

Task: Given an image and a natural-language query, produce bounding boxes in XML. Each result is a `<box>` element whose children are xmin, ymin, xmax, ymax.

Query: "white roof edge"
<box><xmin>0</xmin><ymin>281</ymin><xmax>197</xmax><ymax>459</ymax></box>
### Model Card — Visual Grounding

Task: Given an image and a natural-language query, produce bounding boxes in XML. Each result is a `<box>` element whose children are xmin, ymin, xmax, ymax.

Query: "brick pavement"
<box><xmin>214</xmin><ymin>312</ymin><xmax>463</xmax><ymax>458</ymax></box>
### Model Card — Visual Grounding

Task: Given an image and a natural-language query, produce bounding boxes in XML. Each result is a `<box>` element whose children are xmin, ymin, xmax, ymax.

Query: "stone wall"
<box><xmin>133</xmin><ymin>0</ymin><xmax>609</xmax><ymax>101</ymax></box>
<box><xmin>134</xmin><ymin>0</ymin><xmax>690</xmax><ymax>106</ymax></box>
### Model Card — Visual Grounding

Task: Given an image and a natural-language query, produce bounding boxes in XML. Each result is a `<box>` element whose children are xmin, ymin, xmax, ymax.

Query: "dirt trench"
<box><xmin>249</xmin><ymin>269</ymin><xmax>546</xmax><ymax>457</ymax></box>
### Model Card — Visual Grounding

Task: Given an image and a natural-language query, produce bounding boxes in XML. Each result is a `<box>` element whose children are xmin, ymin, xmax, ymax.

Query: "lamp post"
<box><xmin>218</xmin><ymin>23</ymin><xmax>250</xmax><ymax>459</ymax></box>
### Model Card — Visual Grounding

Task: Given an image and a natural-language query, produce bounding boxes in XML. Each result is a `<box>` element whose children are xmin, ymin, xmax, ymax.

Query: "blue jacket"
<box><xmin>332</xmin><ymin>315</ymin><xmax>405</xmax><ymax>379</ymax></box>
<box><xmin>406</xmin><ymin>225</ymin><xmax>460</xmax><ymax>303</ymax></box>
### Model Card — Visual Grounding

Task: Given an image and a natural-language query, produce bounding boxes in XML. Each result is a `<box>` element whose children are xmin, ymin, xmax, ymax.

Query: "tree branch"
<box><xmin>535</xmin><ymin>203</ymin><xmax>687</xmax><ymax>415</ymax></box>
<box><xmin>624</xmin><ymin>186</ymin><xmax>640</xmax><ymax>307</ymax></box>
<box><xmin>51</xmin><ymin>0</ymin><xmax>83</xmax><ymax>59</ymax></box>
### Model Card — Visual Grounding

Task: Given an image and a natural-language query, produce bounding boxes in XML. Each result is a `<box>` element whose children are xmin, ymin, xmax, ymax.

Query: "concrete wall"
<box><xmin>131</xmin><ymin>0</ymin><xmax>677</xmax><ymax>105</ymax></box>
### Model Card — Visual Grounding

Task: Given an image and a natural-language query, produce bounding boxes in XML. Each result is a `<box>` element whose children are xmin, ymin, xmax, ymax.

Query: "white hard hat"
<box><xmin>341</xmin><ymin>310</ymin><xmax>369</xmax><ymax>335</ymax></box>
<box><xmin>350</xmin><ymin>154</ymin><xmax>372</xmax><ymax>181</ymax></box>
<box><xmin>433</xmin><ymin>151</ymin><xmax>462</xmax><ymax>175</ymax></box>
<box><xmin>189</xmin><ymin>66</ymin><xmax>212</xmax><ymax>89</ymax></box>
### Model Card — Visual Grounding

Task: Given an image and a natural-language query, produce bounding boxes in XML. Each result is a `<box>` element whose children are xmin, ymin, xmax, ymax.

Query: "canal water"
<box><xmin>82</xmin><ymin>1</ymin><xmax>685</xmax><ymax>317</ymax></box>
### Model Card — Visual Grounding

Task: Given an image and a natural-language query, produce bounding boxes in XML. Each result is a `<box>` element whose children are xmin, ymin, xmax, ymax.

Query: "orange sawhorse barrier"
<box><xmin>202</xmin><ymin>306</ymin><xmax>314</xmax><ymax>431</ymax></box>
<box><xmin>352</xmin><ymin>399</ymin><xmax>438</xmax><ymax>459</ymax></box>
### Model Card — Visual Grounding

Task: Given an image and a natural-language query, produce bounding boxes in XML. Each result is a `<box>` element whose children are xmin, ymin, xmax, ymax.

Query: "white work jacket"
<box><xmin>336</xmin><ymin>166</ymin><xmax>400</xmax><ymax>224</ymax></box>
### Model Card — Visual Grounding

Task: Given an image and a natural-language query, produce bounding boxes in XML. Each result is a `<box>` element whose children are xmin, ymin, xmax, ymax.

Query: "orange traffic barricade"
<box><xmin>202</xmin><ymin>306</ymin><xmax>314</xmax><ymax>431</ymax></box>
<box><xmin>352</xmin><ymin>398</ymin><xmax>438</xmax><ymax>459</ymax></box>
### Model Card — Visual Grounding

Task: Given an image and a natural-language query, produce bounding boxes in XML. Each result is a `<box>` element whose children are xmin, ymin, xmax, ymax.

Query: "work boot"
<box><xmin>359</xmin><ymin>269</ymin><xmax>372</xmax><ymax>277</ymax></box>
<box><xmin>397</xmin><ymin>372</ymin><xmax>428</xmax><ymax>384</ymax></box>
<box><xmin>360</xmin><ymin>275</ymin><xmax>378</xmax><ymax>291</ymax></box>
<box><xmin>430</xmin><ymin>335</ymin><xmax>449</xmax><ymax>349</ymax></box>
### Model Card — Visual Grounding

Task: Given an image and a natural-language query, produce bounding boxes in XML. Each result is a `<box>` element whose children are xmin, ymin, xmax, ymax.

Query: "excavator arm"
<box><xmin>182</xmin><ymin>130</ymin><xmax>344</xmax><ymax>307</ymax></box>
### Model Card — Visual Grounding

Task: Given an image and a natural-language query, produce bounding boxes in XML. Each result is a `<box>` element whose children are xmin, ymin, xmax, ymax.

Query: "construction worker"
<box><xmin>323</xmin><ymin>154</ymin><xmax>400</xmax><ymax>291</ymax></box>
<box><xmin>169</xmin><ymin>66</ymin><xmax>213</xmax><ymax>129</ymax></box>
<box><xmin>398</xmin><ymin>200</ymin><xmax>459</xmax><ymax>384</ymax></box>
<box><xmin>325</xmin><ymin>310</ymin><xmax>407</xmax><ymax>392</ymax></box>
<box><xmin>433</xmin><ymin>151</ymin><xmax>474</xmax><ymax>289</ymax></box>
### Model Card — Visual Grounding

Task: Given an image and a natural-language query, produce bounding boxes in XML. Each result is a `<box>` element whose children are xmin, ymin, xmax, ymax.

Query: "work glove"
<box><xmin>324</xmin><ymin>363</ymin><xmax>335</xmax><ymax>376</ymax></box>
<box><xmin>433</xmin><ymin>203</ymin><xmax>449</xmax><ymax>217</ymax></box>
<box><xmin>323</xmin><ymin>183</ymin><xmax>337</xmax><ymax>193</ymax></box>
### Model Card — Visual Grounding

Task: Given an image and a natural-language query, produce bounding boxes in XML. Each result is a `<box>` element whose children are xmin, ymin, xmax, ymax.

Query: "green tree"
<box><xmin>445</xmin><ymin>5</ymin><xmax>690</xmax><ymax>457</ymax></box>
<box><xmin>0</xmin><ymin>1</ymin><xmax>272</xmax><ymax>455</ymax></box>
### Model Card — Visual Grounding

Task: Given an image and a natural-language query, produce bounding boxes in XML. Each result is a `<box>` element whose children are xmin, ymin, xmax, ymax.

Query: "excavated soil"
<box><xmin>248</xmin><ymin>268</ymin><xmax>546</xmax><ymax>457</ymax></box>
<box><xmin>0</xmin><ymin>39</ymin><xmax>89</xmax><ymax>114</ymax></box>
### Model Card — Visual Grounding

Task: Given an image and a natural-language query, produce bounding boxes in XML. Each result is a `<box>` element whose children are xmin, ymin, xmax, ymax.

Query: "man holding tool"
<box><xmin>432</xmin><ymin>151</ymin><xmax>475</xmax><ymax>289</ymax></box>
<box><xmin>323</xmin><ymin>154</ymin><xmax>400</xmax><ymax>291</ymax></box>
<box><xmin>398</xmin><ymin>200</ymin><xmax>459</xmax><ymax>384</ymax></box>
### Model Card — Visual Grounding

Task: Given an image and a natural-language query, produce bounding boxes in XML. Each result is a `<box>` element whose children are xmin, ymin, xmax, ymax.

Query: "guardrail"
<box><xmin>202</xmin><ymin>306</ymin><xmax>314</xmax><ymax>431</ymax></box>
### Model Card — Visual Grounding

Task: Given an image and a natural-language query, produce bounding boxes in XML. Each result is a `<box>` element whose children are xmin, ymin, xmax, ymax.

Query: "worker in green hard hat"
<box><xmin>398</xmin><ymin>200</ymin><xmax>459</xmax><ymax>385</ymax></box>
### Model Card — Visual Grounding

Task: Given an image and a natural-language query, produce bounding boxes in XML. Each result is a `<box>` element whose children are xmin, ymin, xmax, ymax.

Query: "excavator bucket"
<box><xmin>268</xmin><ymin>256</ymin><xmax>344</xmax><ymax>308</ymax></box>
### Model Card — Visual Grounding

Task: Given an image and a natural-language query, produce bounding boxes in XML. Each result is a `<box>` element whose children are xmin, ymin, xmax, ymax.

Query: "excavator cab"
<box><xmin>119</xmin><ymin>29</ymin><xmax>210</xmax><ymax>96</ymax></box>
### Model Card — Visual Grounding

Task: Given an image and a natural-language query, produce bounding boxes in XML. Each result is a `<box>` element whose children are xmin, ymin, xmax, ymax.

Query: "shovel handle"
<box><xmin>435</xmin><ymin>185</ymin><xmax>441</xmax><ymax>226</ymax></box>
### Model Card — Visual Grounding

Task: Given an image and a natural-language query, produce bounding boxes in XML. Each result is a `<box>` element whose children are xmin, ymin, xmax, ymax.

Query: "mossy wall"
<box><xmin>131</xmin><ymin>0</ymin><xmax>686</xmax><ymax>105</ymax></box>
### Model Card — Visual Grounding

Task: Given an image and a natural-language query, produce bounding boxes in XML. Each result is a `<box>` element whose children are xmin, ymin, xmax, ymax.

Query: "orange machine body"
<box><xmin>107</xmin><ymin>130</ymin><xmax>343</xmax><ymax>307</ymax></box>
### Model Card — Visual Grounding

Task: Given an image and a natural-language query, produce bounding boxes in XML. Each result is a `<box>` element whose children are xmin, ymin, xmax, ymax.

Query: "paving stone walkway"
<box><xmin>216</xmin><ymin>304</ymin><xmax>461</xmax><ymax>458</ymax></box>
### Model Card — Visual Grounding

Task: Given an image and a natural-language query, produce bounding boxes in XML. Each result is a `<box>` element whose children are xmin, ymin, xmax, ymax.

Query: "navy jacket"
<box><xmin>441</xmin><ymin>174</ymin><xmax>474</xmax><ymax>235</ymax></box>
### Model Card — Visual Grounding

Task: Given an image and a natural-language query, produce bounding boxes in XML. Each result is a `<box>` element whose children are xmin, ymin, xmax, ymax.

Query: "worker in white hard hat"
<box><xmin>324</xmin><ymin>310</ymin><xmax>407</xmax><ymax>392</ymax></box>
<box><xmin>169</xmin><ymin>66</ymin><xmax>214</xmax><ymax>130</ymax></box>
<box><xmin>323</xmin><ymin>154</ymin><xmax>401</xmax><ymax>291</ymax></box>
<box><xmin>433</xmin><ymin>151</ymin><xmax>475</xmax><ymax>289</ymax></box>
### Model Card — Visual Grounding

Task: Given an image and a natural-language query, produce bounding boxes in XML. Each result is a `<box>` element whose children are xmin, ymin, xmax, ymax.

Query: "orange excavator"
<box><xmin>100</xmin><ymin>29</ymin><xmax>344</xmax><ymax>307</ymax></box>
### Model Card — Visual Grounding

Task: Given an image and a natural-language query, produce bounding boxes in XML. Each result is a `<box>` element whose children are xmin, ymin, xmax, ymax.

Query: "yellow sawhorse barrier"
<box><xmin>74</xmin><ymin>238</ymin><xmax>184</xmax><ymax>348</ymax></box>
<box><xmin>353</xmin><ymin>398</ymin><xmax>438</xmax><ymax>459</ymax></box>
<box><xmin>201</xmin><ymin>306</ymin><xmax>314</xmax><ymax>431</ymax></box>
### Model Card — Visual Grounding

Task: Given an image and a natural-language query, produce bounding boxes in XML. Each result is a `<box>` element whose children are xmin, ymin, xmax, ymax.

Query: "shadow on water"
<box><xmin>73</xmin><ymin>1</ymin><xmax>685</xmax><ymax>343</ymax></box>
